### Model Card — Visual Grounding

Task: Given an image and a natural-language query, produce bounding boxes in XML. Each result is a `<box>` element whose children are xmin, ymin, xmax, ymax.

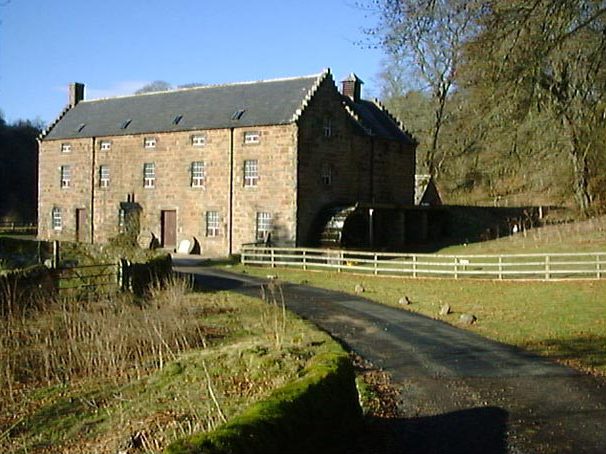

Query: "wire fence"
<box><xmin>241</xmin><ymin>246</ymin><xmax>606</xmax><ymax>280</ymax></box>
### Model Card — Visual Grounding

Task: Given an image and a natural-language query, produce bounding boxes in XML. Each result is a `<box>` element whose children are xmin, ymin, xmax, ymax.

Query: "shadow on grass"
<box><xmin>527</xmin><ymin>335</ymin><xmax>606</xmax><ymax>374</ymax></box>
<box><xmin>357</xmin><ymin>406</ymin><xmax>509</xmax><ymax>454</ymax></box>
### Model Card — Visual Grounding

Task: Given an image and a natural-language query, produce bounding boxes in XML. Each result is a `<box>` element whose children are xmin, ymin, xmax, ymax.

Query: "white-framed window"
<box><xmin>244</xmin><ymin>159</ymin><xmax>258</xmax><ymax>187</ymax></box>
<box><xmin>244</xmin><ymin>131</ymin><xmax>260</xmax><ymax>144</ymax></box>
<box><xmin>192</xmin><ymin>135</ymin><xmax>206</xmax><ymax>147</ymax></box>
<box><xmin>143</xmin><ymin>162</ymin><xmax>155</xmax><ymax>188</ymax></box>
<box><xmin>191</xmin><ymin>161</ymin><xmax>205</xmax><ymax>187</ymax></box>
<box><xmin>99</xmin><ymin>165</ymin><xmax>110</xmax><ymax>188</ymax></box>
<box><xmin>205</xmin><ymin>211</ymin><xmax>220</xmax><ymax>237</ymax></box>
<box><xmin>144</xmin><ymin>137</ymin><xmax>157</xmax><ymax>149</ymax></box>
<box><xmin>256</xmin><ymin>212</ymin><xmax>272</xmax><ymax>241</ymax></box>
<box><xmin>60</xmin><ymin>165</ymin><xmax>71</xmax><ymax>188</ymax></box>
<box><xmin>321</xmin><ymin>163</ymin><xmax>333</xmax><ymax>186</ymax></box>
<box><xmin>61</xmin><ymin>143</ymin><xmax>71</xmax><ymax>153</ymax></box>
<box><xmin>100</xmin><ymin>141</ymin><xmax>111</xmax><ymax>151</ymax></box>
<box><xmin>323</xmin><ymin>118</ymin><xmax>332</xmax><ymax>138</ymax></box>
<box><xmin>52</xmin><ymin>207</ymin><xmax>62</xmax><ymax>230</ymax></box>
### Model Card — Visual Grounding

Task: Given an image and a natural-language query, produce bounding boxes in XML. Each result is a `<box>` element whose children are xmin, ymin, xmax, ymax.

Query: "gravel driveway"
<box><xmin>173</xmin><ymin>259</ymin><xmax>606</xmax><ymax>454</ymax></box>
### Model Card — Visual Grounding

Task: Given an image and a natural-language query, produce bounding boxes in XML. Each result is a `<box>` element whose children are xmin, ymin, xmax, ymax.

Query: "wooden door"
<box><xmin>76</xmin><ymin>208</ymin><xmax>87</xmax><ymax>242</ymax></box>
<box><xmin>161</xmin><ymin>210</ymin><xmax>177</xmax><ymax>248</ymax></box>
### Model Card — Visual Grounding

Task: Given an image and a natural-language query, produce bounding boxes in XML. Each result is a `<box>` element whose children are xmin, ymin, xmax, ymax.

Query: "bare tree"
<box><xmin>135</xmin><ymin>81</ymin><xmax>172</xmax><ymax>94</ymax></box>
<box><xmin>367</xmin><ymin>0</ymin><xmax>481</xmax><ymax>177</ymax></box>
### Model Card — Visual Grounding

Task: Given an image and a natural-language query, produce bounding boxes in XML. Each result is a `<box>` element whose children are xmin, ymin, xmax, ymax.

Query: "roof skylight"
<box><xmin>231</xmin><ymin>109</ymin><xmax>246</xmax><ymax>120</ymax></box>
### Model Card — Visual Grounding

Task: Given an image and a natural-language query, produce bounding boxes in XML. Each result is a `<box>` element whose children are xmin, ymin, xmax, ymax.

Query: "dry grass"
<box><xmin>0</xmin><ymin>277</ymin><xmax>334</xmax><ymax>453</ymax></box>
<box><xmin>0</xmin><ymin>276</ymin><xmax>208</xmax><ymax>400</ymax></box>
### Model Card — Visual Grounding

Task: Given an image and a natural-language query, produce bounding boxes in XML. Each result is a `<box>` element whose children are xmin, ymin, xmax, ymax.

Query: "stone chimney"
<box><xmin>69</xmin><ymin>82</ymin><xmax>85</xmax><ymax>107</ymax></box>
<box><xmin>341</xmin><ymin>73</ymin><xmax>364</xmax><ymax>102</ymax></box>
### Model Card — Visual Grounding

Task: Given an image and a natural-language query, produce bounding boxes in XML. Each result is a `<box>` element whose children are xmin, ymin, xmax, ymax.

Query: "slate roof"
<box><xmin>42</xmin><ymin>69</ymin><xmax>415</xmax><ymax>144</ymax></box>
<box><xmin>43</xmin><ymin>73</ymin><xmax>325</xmax><ymax>140</ymax></box>
<box><xmin>344</xmin><ymin>98</ymin><xmax>415</xmax><ymax>144</ymax></box>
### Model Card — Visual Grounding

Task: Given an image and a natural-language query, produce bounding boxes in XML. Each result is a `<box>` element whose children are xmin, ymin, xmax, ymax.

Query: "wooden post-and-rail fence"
<box><xmin>241</xmin><ymin>246</ymin><xmax>606</xmax><ymax>281</ymax></box>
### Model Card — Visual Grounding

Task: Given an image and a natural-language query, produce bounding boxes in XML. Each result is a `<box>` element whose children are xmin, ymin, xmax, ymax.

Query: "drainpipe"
<box><xmin>228</xmin><ymin>128</ymin><xmax>234</xmax><ymax>256</ymax></box>
<box><xmin>91</xmin><ymin>137</ymin><xmax>96</xmax><ymax>244</ymax></box>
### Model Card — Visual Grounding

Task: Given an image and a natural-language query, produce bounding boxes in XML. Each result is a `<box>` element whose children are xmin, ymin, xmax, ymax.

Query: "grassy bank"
<box><xmin>440</xmin><ymin>215</ymin><xmax>606</xmax><ymax>254</ymax></box>
<box><xmin>0</xmin><ymin>278</ymin><xmax>337</xmax><ymax>453</ymax></box>
<box><xmin>235</xmin><ymin>265</ymin><xmax>606</xmax><ymax>377</ymax></box>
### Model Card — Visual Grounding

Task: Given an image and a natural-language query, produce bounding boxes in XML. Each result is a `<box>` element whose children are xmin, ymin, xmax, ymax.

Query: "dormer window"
<box><xmin>244</xmin><ymin>131</ymin><xmax>260</xmax><ymax>145</ymax></box>
<box><xmin>192</xmin><ymin>135</ymin><xmax>206</xmax><ymax>147</ymax></box>
<box><xmin>100</xmin><ymin>141</ymin><xmax>111</xmax><ymax>151</ymax></box>
<box><xmin>61</xmin><ymin>143</ymin><xmax>71</xmax><ymax>153</ymax></box>
<box><xmin>144</xmin><ymin>137</ymin><xmax>157</xmax><ymax>149</ymax></box>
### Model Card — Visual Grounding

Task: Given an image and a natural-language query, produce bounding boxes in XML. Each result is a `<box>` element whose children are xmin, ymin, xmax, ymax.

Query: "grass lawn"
<box><xmin>0</xmin><ymin>283</ymin><xmax>336</xmax><ymax>453</ymax></box>
<box><xmin>440</xmin><ymin>215</ymin><xmax>606</xmax><ymax>254</ymax></box>
<box><xmin>234</xmin><ymin>265</ymin><xmax>606</xmax><ymax>378</ymax></box>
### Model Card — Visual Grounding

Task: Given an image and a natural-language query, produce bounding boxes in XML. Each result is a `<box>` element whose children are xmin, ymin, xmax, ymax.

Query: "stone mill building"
<box><xmin>38</xmin><ymin>69</ymin><xmax>417</xmax><ymax>257</ymax></box>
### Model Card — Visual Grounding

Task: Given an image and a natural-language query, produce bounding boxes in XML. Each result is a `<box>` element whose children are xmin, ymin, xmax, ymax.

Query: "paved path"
<box><xmin>173</xmin><ymin>259</ymin><xmax>606</xmax><ymax>454</ymax></box>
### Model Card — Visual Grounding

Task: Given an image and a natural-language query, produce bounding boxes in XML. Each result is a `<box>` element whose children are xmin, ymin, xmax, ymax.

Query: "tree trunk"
<box><xmin>563</xmin><ymin>116</ymin><xmax>592</xmax><ymax>216</ymax></box>
<box><xmin>425</xmin><ymin>94</ymin><xmax>447</xmax><ymax>178</ymax></box>
<box><xmin>569</xmin><ymin>147</ymin><xmax>592</xmax><ymax>216</ymax></box>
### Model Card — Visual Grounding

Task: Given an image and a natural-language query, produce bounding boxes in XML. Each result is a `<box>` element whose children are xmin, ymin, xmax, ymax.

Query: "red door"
<box><xmin>161</xmin><ymin>210</ymin><xmax>177</xmax><ymax>248</ymax></box>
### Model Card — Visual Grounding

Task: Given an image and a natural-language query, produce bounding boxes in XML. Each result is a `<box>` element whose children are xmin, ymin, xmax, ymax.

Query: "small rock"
<box><xmin>399</xmin><ymin>296</ymin><xmax>412</xmax><ymax>305</ymax></box>
<box><xmin>460</xmin><ymin>313</ymin><xmax>477</xmax><ymax>325</ymax></box>
<box><xmin>439</xmin><ymin>304</ymin><xmax>451</xmax><ymax>315</ymax></box>
<box><xmin>354</xmin><ymin>284</ymin><xmax>365</xmax><ymax>293</ymax></box>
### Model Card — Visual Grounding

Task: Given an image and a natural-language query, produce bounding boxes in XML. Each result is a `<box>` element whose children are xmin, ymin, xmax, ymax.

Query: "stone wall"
<box><xmin>38</xmin><ymin>74</ymin><xmax>415</xmax><ymax>256</ymax></box>
<box><xmin>39</xmin><ymin>124</ymin><xmax>298</xmax><ymax>257</ymax></box>
<box><xmin>38</xmin><ymin>138</ymin><xmax>93</xmax><ymax>241</ymax></box>
<box><xmin>295</xmin><ymin>76</ymin><xmax>416</xmax><ymax>245</ymax></box>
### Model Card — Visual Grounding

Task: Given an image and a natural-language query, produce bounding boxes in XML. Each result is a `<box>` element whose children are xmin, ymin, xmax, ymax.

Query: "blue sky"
<box><xmin>0</xmin><ymin>0</ymin><xmax>385</xmax><ymax>125</ymax></box>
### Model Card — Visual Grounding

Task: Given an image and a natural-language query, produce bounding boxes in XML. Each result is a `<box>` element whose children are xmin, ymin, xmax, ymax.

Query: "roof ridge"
<box><xmin>82</xmin><ymin>72</ymin><xmax>326</xmax><ymax>104</ymax></box>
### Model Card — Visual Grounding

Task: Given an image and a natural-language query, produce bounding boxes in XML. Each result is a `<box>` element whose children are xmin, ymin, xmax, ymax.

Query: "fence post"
<box><xmin>303</xmin><ymin>250</ymin><xmax>307</xmax><ymax>270</ymax></box>
<box><xmin>545</xmin><ymin>255</ymin><xmax>550</xmax><ymax>280</ymax></box>
<box><xmin>270</xmin><ymin>248</ymin><xmax>275</xmax><ymax>268</ymax></box>
<box><xmin>338</xmin><ymin>251</ymin><xmax>342</xmax><ymax>273</ymax></box>
<box><xmin>412</xmin><ymin>255</ymin><xmax>417</xmax><ymax>278</ymax></box>
<box><xmin>52</xmin><ymin>240</ymin><xmax>60</xmax><ymax>269</ymax></box>
<box><xmin>374</xmin><ymin>253</ymin><xmax>378</xmax><ymax>275</ymax></box>
<box><xmin>498</xmin><ymin>256</ymin><xmax>503</xmax><ymax>280</ymax></box>
<box><xmin>118</xmin><ymin>258</ymin><xmax>130</xmax><ymax>291</ymax></box>
<box><xmin>454</xmin><ymin>258</ymin><xmax>458</xmax><ymax>279</ymax></box>
<box><xmin>597</xmin><ymin>254</ymin><xmax>601</xmax><ymax>279</ymax></box>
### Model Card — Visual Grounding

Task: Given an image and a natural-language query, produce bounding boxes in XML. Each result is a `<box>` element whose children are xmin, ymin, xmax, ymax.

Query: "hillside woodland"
<box><xmin>370</xmin><ymin>0</ymin><xmax>606</xmax><ymax>215</ymax></box>
<box><xmin>0</xmin><ymin>115</ymin><xmax>40</xmax><ymax>223</ymax></box>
